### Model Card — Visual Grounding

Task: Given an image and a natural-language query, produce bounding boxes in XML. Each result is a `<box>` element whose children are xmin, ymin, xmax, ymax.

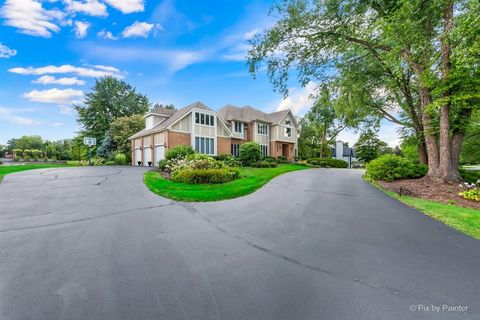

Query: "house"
<box><xmin>331</xmin><ymin>140</ymin><xmax>357</xmax><ymax>168</ymax></box>
<box><xmin>128</xmin><ymin>101</ymin><xmax>298</xmax><ymax>166</ymax></box>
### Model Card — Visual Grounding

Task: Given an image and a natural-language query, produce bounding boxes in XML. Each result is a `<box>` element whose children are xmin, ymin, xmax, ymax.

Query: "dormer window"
<box><xmin>234</xmin><ymin>121</ymin><xmax>243</xmax><ymax>133</ymax></box>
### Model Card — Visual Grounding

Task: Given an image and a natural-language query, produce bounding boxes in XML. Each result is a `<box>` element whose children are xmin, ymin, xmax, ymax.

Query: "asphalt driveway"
<box><xmin>0</xmin><ymin>166</ymin><xmax>479</xmax><ymax>320</ymax></box>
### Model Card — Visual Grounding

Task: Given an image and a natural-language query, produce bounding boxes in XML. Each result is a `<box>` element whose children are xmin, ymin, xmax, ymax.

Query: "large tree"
<box><xmin>248</xmin><ymin>0</ymin><xmax>480</xmax><ymax>183</ymax></box>
<box><xmin>354</xmin><ymin>129</ymin><xmax>390</xmax><ymax>164</ymax></box>
<box><xmin>110</xmin><ymin>114</ymin><xmax>144</xmax><ymax>156</ymax></box>
<box><xmin>75</xmin><ymin>76</ymin><xmax>149</xmax><ymax>144</ymax></box>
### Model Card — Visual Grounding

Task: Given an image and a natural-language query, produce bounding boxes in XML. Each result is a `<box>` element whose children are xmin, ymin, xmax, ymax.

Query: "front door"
<box><xmin>282</xmin><ymin>144</ymin><xmax>289</xmax><ymax>158</ymax></box>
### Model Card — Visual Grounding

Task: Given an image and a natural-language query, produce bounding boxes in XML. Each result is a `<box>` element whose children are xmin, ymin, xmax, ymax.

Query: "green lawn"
<box><xmin>365</xmin><ymin>176</ymin><xmax>480</xmax><ymax>240</ymax></box>
<box><xmin>0</xmin><ymin>164</ymin><xmax>68</xmax><ymax>182</ymax></box>
<box><xmin>144</xmin><ymin>164</ymin><xmax>309</xmax><ymax>202</ymax></box>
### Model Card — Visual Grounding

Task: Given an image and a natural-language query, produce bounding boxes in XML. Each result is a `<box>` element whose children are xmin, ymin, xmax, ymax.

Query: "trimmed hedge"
<box><xmin>114</xmin><ymin>153</ymin><xmax>127</xmax><ymax>165</ymax></box>
<box><xmin>305</xmin><ymin>158</ymin><xmax>349</xmax><ymax>168</ymax></box>
<box><xmin>172</xmin><ymin>168</ymin><xmax>239</xmax><ymax>184</ymax></box>
<box><xmin>251</xmin><ymin>161</ymin><xmax>278</xmax><ymax>168</ymax></box>
<box><xmin>366</xmin><ymin>154</ymin><xmax>426</xmax><ymax>181</ymax></box>
<box><xmin>239</xmin><ymin>142</ymin><xmax>262</xmax><ymax>166</ymax></box>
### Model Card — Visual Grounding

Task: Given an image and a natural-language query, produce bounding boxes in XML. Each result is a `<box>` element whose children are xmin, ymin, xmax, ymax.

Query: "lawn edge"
<box><xmin>143</xmin><ymin>165</ymin><xmax>309</xmax><ymax>202</ymax></box>
<box><xmin>363</xmin><ymin>174</ymin><xmax>480</xmax><ymax>240</ymax></box>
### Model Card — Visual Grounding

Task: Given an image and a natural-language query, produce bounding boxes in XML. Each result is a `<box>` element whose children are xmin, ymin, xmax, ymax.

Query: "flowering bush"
<box><xmin>173</xmin><ymin>167</ymin><xmax>239</xmax><ymax>184</ymax></box>
<box><xmin>459</xmin><ymin>180</ymin><xmax>480</xmax><ymax>202</ymax></box>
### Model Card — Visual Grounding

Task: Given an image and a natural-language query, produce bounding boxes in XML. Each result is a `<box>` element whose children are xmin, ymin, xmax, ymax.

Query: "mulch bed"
<box><xmin>378</xmin><ymin>177</ymin><xmax>480</xmax><ymax>210</ymax></box>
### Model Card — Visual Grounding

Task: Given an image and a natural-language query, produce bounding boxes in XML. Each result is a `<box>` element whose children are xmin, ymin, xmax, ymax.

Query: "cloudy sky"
<box><xmin>0</xmin><ymin>0</ymin><xmax>400</xmax><ymax>146</ymax></box>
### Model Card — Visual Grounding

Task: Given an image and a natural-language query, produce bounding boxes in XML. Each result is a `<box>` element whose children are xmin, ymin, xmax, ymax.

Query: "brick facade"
<box><xmin>270</xmin><ymin>141</ymin><xmax>295</xmax><ymax>161</ymax></box>
<box><xmin>167</xmin><ymin>131</ymin><xmax>191</xmax><ymax>150</ymax></box>
<box><xmin>217</xmin><ymin>137</ymin><xmax>232</xmax><ymax>155</ymax></box>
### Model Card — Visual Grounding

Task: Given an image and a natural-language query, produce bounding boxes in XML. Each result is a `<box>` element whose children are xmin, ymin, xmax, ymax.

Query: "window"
<box><xmin>260</xmin><ymin>145</ymin><xmax>268</xmax><ymax>157</ymax></box>
<box><xmin>195</xmin><ymin>137</ymin><xmax>215</xmax><ymax>155</ymax></box>
<box><xmin>284</xmin><ymin>119</ymin><xmax>292</xmax><ymax>137</ymax></box>
<box><xmin>231</xmin><ymin>143</ymin><xmax>240</xmax><ymax>157</ymax></box>
<box><xmin>234</xmin><ymin>121</ymin><xmax>243</xmax><ymax>133</ymax></box>
<box><xmin>257</xmin><ymin>123</ymin><xmax>268</xmax><ymax>135</ymax></box>
<box><xmin>195</xmin><ymin>112</ymin><xmax>215</xmax><ymax>127</ymax></box>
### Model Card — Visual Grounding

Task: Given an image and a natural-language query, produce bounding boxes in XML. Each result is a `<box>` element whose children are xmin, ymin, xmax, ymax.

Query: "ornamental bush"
<box><xmin>305</xmin><ymin>158</ymin><xmax>348</xmax><ymax>168</ymax></box>
<box><xmin>158</xmin><ymin>159</ymin><xmax>168</xmax><ymax>171</ymax></box>
<box><xmin>366</xmin><ymin>154</ymin><xmax>421</xmax><ymax>181</ymax></box>
<box><xmin>114</xmin><ymin>153</ymin><xmax>127</xmax><ymax>165</ymax></box>
<box><xmin>276</xmin><ymin>156</ymin><xmax>288</xmax><ymax>164</ymax></box>
<box><xmin>239</xmin><ymin>142</ymin><xmax>261</xmax><ymax>166</ymax></box>
<box><xmin>172</xmin><ymin>168</ymin><xmax>239</xmax><ymax>184</ymax></box>
<box><xmin>459</xmin><ymin>189</ymin><xmax>480</xmax><ymax>202</ymax></box>
<box><xmin>214</xmin><ymin>154</ymin><xmax>241</xmax><ymax>167</ymax></box>
<box><xmin>165</xmin><ymin>145</ymin><xmax>194</xmax><ymax>161</ymax></box>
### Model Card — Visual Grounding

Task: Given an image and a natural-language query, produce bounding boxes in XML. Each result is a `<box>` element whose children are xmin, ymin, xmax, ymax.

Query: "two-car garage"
<box><xmin>132</xmin><ymin>132</ymin><xmax>166</xmax><ymax>166</ymax></box>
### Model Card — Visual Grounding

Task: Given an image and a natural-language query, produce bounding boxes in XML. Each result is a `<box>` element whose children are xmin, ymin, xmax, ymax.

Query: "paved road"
<box><xmin>0</xmin><ymin>167</ymin><xmax>479</xmax><ymax>320</ymax></box>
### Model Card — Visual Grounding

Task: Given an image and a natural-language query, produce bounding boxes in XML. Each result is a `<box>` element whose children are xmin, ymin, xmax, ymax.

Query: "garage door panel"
<box><xmin>143</xmin><ymin>147</ymin><xmax>152</xmax><ymax>166</ymax></box>
<box><xmin>154</xmin><ymin>145</ymin><xmax>165</xmax><ymax>166</ymax></box>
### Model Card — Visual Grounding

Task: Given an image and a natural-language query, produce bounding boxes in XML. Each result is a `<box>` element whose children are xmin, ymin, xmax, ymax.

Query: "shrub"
<box><xmin>114</xmin><ymin>153</ymin><xmax>127</xmax><ymax>165</ymax></box>
<box><xmin>276</xmin><ymin>156</ymin><xmax>288</xmax><ymax>164</ymax></box>
<box><xmin>165</xmin><ymin>145</ymin><xmax>194</xmax><ymax>161</ymax></box>
<box><xmin>263</xmin><ymin>156</ymin><xmax>277</xmax><ymax>163</ymax></box>
<box><xmin>239</xmin><ymin>142</ymin><xmax>261</xmax><ymax>166</ymax></box>
<box><xmin>215</xmin><ymin>154</ymin><xmax>241</xmax><ymax>167</ymax></box>
<box><xmin>412</xmin><ymin>164</ymin><xmax>428</xmax><ymax>178</ymax></box>
<box><xmin>91</xmin><ymin>157</ymin><xmax>104</xmax><ymax>166</ymax></box>
<box><xmin>66</xmin><ymin>160</ymin><xmax>88</xmax><ymax>166</ymax></box>
<box><xmin>459</xmin><ymin>189</ymin><xmax>480</xmax><ymax>202</ymax></box>
<box><xmin>172</xmin><ymin>168</ymin><xmax>239</xmax><ymax>184</ymax></box>
<box><xmin>252</xmin><ymin>161</ymin><xmax>278</xmax><ymax>168</ymax></box>
<box><xmin>306</xmin><ymin>158</ymin><xmax>349</xmax><ymax>168</ymax></box>
<box><xmin>158</xmin><ymin>159</ymin><xmax>168</xmax><ymax>171</ymax></box>
<box><xmin>105</xmin><ymin>160</ymin><xmax>116</xmax><ymax>165</ymax></box>
<box><xmin>366</xmin><ymin>154</ymin><xmax>418</xmax><ymax>181</ymax></box>
<box><xmin>460</xmin><ymin>169</ymin><xmax>480</xmax><ymax>184</ymax></box>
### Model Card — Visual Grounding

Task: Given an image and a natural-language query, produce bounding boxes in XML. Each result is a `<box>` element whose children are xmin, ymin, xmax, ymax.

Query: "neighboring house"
<box><xmin>331</xmin><ymin>141</ymin><xmax>357</xmax><ymax>168</ymax></box>
<box><xmin>128</xmin><ymin>101</ymin><xmax>298</xmax><ymax>166</ymax></box>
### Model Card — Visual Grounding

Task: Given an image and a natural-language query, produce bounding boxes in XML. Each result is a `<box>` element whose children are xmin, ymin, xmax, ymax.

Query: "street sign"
<box><xmin>83</xmin><ymin>137</ymin><xmax>96</xmax><ymax>146</ymax></box>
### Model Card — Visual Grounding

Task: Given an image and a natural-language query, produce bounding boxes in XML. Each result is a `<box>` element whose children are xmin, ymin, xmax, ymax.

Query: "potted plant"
<box><xmin>137</xmin><ymin>161</ymin><xmax>142</xmax><ymax>166</ymax></box>
<box><xmin>148</xmin><ymin>161</ymin><xmax>152</xmax><ymax>167</ymax></box>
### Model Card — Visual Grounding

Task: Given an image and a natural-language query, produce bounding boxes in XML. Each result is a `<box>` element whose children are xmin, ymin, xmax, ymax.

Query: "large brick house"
<box><xmin>128</xmin><ymin>101</ymin><xmax>298</xmax><ymax>166</ymax></box>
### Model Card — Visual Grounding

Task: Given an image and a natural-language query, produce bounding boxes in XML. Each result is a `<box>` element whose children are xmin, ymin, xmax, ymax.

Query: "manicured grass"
<box><xmin>0</xmin><ymin>164</ymin><xmax>68</xmax><ymax>182</ymax></box>
<box><xmin>144</xmin><ymin>164</ymin><xmax>309</xmax><ymax>202</ymax></box>
<box><xmin>365</xmin><ymin>175</ymin><xmax>480</xmax><ymax>240</ymax></box>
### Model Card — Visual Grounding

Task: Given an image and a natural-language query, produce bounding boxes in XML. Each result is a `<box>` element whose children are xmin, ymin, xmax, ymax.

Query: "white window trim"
<box><xmin>190</xmin><ymin>108</ymin><xmax>217</xmax><ymax>156</ymax></box>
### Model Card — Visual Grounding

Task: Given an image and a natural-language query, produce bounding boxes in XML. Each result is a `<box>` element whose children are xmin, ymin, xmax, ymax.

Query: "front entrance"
<box><xmin>282</xmin><ymin>144</ymin><xmax>289</xmax><ymax>158</ymax></box>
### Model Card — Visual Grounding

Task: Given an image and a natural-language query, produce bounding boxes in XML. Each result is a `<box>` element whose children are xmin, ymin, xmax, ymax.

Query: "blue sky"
<box><xmin>0</xmin><ymin>0</ymin><xmax>400</xmax><ymax>146</ymax></box>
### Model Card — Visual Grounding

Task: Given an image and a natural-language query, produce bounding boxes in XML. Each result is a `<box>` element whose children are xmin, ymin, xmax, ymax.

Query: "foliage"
<box><xmin>460</xmin><ymin>110</ymin><xmax>480</xmax><ymax>164</ymax></box>
<box><xmin>400</xmin><ymin>136</ymin><xmax>421</xmax><ymax>164</ymax></box>
<box><xmin>66</xmin><ymin>160</ymin><xmax>89</xmax><ymax>166</ymax></box>
<box><xmin>110</xmin><ymin>114</ymin><xmax>144</xmax><ymax>156</ymax></box>
<box><xmin>366</xmin><ymin>155</ymin><xmax>424</xmax><ymax>182</ymax></box>
<box><xmin>354</xmin><ymin>129</ymin><xmax>390</xmax><ymax>164</ymax></box>
<box><xmin>75</xmin><ymin>76</ymin><xmax>149</xmax><ymax>144</ymax></box>
<box><xmin>460</xmin><ymin>169</ymin><xmax>480</xmax><ymax>184</ymax></box>
<box><xmin>158</xmin><ymin>159</ymin><xmax>168</xmax><ymax>171</ymax></box>
<box><xmin>165</xmin><ymin>145</ymin><xmax>194</xmax><ymax>161</ymax></box>
<box><xmin>459</xmin><ymin>189</ymin><xmax>480</xmax><ymax>202</ymax></box>
<box><xmin>166</xmin><ymin>153</ymin><xmax>225</xmax><ymax>176</ymax></box>
<box><xmin>172</xmin><ymin>168</ymin><xmax>239</xmax><ymax>184</ymax></box>
<box><xmin>96</xmin><ymin>131</ymin><xmax>115</xmax><ymax>159</ymax></box>
<box><xmin>214</xmin><ymin>154</ymin><xmax>241</xmax><ymax>167</ymax></box>
<box><xmin>239</xmin><ymin>142</ymin><xmax>262</xmax><ymax>166</ymax></box>
<box><xmin>251</xmin><ymin>161</ymin><xmax>278</xmax><ymax>168</ymax></box>
<box><xmin>144</xmin><ymin>164</ymin><xmax>308</xmax><ymax>202</ymax></box>
<box><xmin>305</xmin><ymin>158</ymin><xmax>348</xmax><ymax>168</ymax></box>
<box><xmin>114</xmin><ymin>153</ymin><xmax>127</xmax><ymax>165</ymax></box>
<box><xmin>276</xmin><ymin>156</ymin><xmax>288</xmax><ymax>164</ymax></box>
<box><xmin>105</xmin><ymin>161</ymin><xmax>116</xmax><ymax>165</ymax></box>
<box><xmin>71</xmin><ymin>136</ymin><xmax>89</xmax><ymax>161</ymax></box>
<box><xmin>7</xmin><ymin>135</ymin><xmax>43</xmax><ymax>151</ymax></box>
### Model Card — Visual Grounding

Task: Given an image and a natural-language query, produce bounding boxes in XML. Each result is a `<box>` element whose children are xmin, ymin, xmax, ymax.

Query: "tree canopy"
<box><xmin>75</xmin><ymin>76</ymin><xmax>149</xmax><ymax>144</ymax></box>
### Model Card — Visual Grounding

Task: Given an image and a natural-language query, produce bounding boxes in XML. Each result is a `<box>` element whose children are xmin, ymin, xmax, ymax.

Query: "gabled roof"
<box><xmin>217</xmin><ymin>105</ymin><xmax>295</xmax><ymax>126</ymax></box>
<box><xmin>146</xmin><ymin>106</ymin><xmax>177</xmax><ymax>117</ymax></box>
<box><xmin>129</xmin><ymin>101</ymin><xmax>212</xmax><ymax>140</ymax></box>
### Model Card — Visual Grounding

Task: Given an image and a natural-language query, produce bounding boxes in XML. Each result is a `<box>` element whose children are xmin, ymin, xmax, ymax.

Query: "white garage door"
<box><xmin>134</xmin><ymin>148</ymin><xmax>141</xmax><ymax>166</ymax></box>
<box><xmin>143</xmin><ymin>147</ymin><xmax>152</xmax><ymax>166</ymax></box>
<box><xmin>154</xmin><ymin>145</ymin><xmax>165</xmax><ymax>166</ymax></box>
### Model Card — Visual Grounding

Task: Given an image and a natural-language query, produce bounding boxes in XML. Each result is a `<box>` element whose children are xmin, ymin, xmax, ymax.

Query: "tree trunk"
<box><xmin>419</xmin><ymin>85</ymin><xmax>440</xmax><ymax>179</ymax></box>
<box><xmin>451</xmin><ymin>131</ymin><xmax>463</xmax><ymax>172</ymax></box>
<box><xmin>418</xmin><ymin>141</ymin><xmax>428</xmax><ymax>165</ymax></box>
<box><xmin>438</xmin><ymin>0</ymin><xmax>459</xmax><ymax>183</ymax></box>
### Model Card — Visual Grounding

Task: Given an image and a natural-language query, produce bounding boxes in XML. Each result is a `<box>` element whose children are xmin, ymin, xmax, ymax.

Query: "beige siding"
<box><xmin>154</xmin><ymin>132</ymin><xmax>165</xmax><ymax>145</ymax></box>
<box><xmin>194</xmin><ymin>125</ymin><xmax>215</xmax><ymax>137</ymax></box>
<box><xmin>134</xmin><ymin>138</ymin><xmax>141</xmax><ymax>148</ymax></box>
<box><xmin>216</xmin><ymin>120</ymin><xmax>230</xmax><ymax>137</ymax></box>
<box><xmin>143</xmin><ymin>135</ymin><xmax>152</xmax><ymax>146</ymax></box>
<box><xmin>271</xmin><ymin>113</ymin><xmax>297</xmax><ymax>143</ymax></box>
<box><xmin>171</xmin><ymin>114</ymin><xmax>191</xmax><ymax>132</ymax></box>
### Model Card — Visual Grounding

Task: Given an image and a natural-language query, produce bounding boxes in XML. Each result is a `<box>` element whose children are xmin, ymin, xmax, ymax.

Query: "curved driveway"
<box><xmin>0</xmin><ymin>166</ymin><xmax>479</xmax><ymax>320</ymax></box>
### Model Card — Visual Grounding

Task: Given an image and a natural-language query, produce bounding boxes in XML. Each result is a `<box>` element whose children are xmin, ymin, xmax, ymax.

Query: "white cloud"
<box><xmin>32</xmin><ymin>75</ymin><xmax>86</xmax><ymax>86</ymax></box>
<box><xmin>97</xmin><ymin>29</ymin><xmax>117</xmax><ymax>40</ymax></box>
<box><xmin>0</xmin><ymin>43</ymin><xmax>17</xmax><ymax>58</ymax></box>
<box><xmin>23</xmin><ymin>88</ymin><xmax>84</xmax><ymax>104</ymax></box>
<box><xmin>0</xmin><ymin>0</ymin><xmax>64</xmax><ymax>37</ymax></box>
<box><xmin>0</xmin><ymin>107</ymin><xmax>41</xmax><ymax>126</ymax></box>
<box><xmin>9</xmin><ymin>64</ymin><xmax>124</xmax><ymax>78</ymax></box>
<box><xmin>52</xmin><ymin>122</ymin><xmax>64</xmax><ymax>127</ymax></box>
<box><xmin>122</xmin><ymin>21</ymin><xmax>161</xmax><ymax>38</ymax></box>
<box><xmin>277</xmin><ymin>82</ymin><xmax>317</xmax><ymax>115</ymax></box>
<box><xmin>243</xmin><ymin>28</ymin><xmax>260</xmax><ymax>40</ymax></box>
<box><xmin>64</xmin><ymin>0</ymin><xmax>107</xmax><ymax>17</ymax></box>
<box><xmin>103</xmin><ymin>0</ymin><xmax>144</xmax><ymax>14</ymax></box>
<box><xmin>74</xmin><ymin>21</ymin><xmax>90</xmax><ymax>39</ymax></box>
<box><xmin>59</xmin><ymin>105</ymin><xmax>73</xmax><ymax>114</ymax></box>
